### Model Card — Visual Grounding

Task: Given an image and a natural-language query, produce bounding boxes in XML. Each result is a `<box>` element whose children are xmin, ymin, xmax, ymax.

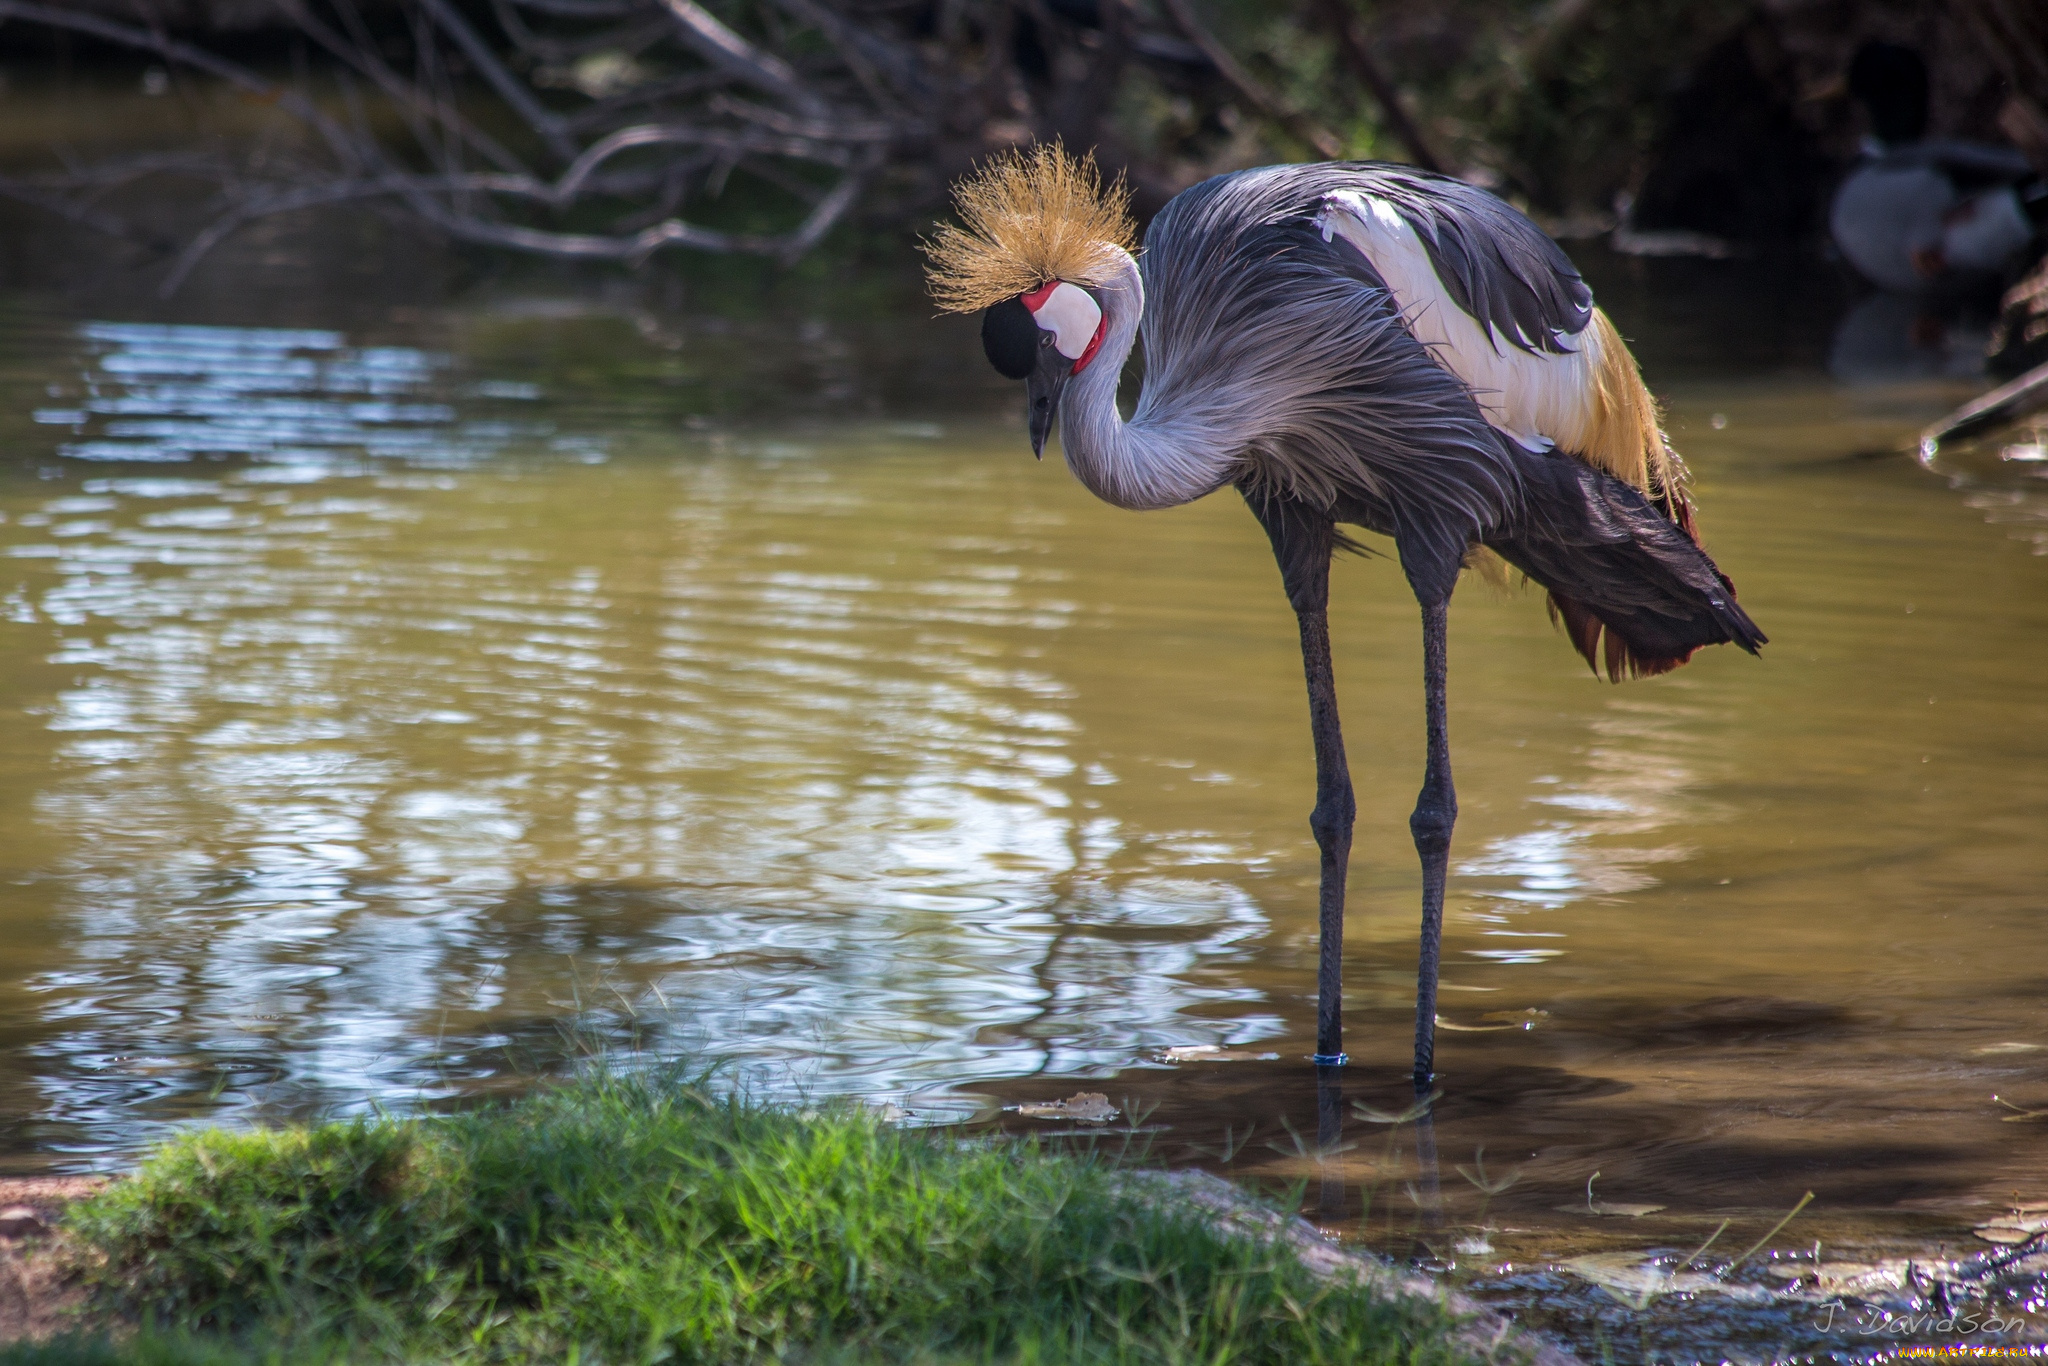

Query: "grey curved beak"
<box><xmin>1026</xmin><ymin>349</ymin><xmax>1072</xmax><ymax>460</ymax></box>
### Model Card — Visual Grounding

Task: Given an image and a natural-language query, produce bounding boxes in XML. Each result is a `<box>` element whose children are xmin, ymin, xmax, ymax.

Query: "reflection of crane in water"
<box><xmin>926</xmin><ymin>147</ymin><xmax>1764</xmax><ymax>1092</ymax></box>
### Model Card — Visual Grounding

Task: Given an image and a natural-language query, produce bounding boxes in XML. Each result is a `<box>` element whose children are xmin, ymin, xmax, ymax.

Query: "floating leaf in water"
<box><xmin>1993</xmin><ymin>1094</ymin><xmax>2048</xmax><ymax>1122</ymax></box>
<box><xmin>1973</xmin><ymin>1225</ymin><xmax>2038</xmax><ymax>1245</ymax></box>
<box><xmin>1973</xmin><ymin>1210</ymin><xmax>2048</xmax><ymax>1244</ymax></box>
<box><xmin>1156</xmin><ymin>1045</ymin><xmax>1280</xmax><ymax>1063</ymax></box>
<box><xmin>1563</xmin><ymin>1253</ymin><xmax>1770</xmax><ymax>1306</ymax></box>
<box><xmin>1434</xmin><ymin>1015</ymin><xmax>1512</xmax><ymax>1032</ymax></box>
<box><xmin>1010</xmin><ymin>1092</ymin><xmax>1117</xmax><ymax>1123</ymax></box>
<box><xmin>1769</xmin><ymin>1260</ymin><xmax>1909</xmax><ymax>1295</ymax></box>
<box><xmin>1564</xmin><ymin>1201</ymin><xmax>1667</xmax><ymax>1217</ymax></box>
<box><xmin>1558</xmin><ymin>1170</ymin><xmax>1665</xmax><ymax>1217</ymax></box>
<box><xmin>1818</xmin><ymin>1261</ymin><xmax>1908</xmax><ymax>1294</ymax></box>
<box><xmin>1564</xmin><ymin>1253</ymin><xmax>1699</xmax><ymax>1299</ymax></box>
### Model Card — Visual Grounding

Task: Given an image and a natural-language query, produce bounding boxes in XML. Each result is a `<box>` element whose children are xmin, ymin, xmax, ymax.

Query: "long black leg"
<box><xmin>1301</xmin><ymin>601</ymin><xmax>1354</xmax><ymax>1064</ymax></box>
<box><xmin>1315</xmin><ymin>1065</ymin><xmax>1345</xmax><ymax>1221</ymax></box>
<box><xmin>1241</xmin><ymin>487</ymin><xmax>1355</xmax><ymax>1065</ymax></box>
<box><xmin>1410</xmin><ymin>1105</ymin><xmax>1443</xmax><ymax>1234</ymax></box>
<box><xmin>1410</xmin><ymin>599</ymin><xmax>1456</xmax><ymax>1091</ymax></box>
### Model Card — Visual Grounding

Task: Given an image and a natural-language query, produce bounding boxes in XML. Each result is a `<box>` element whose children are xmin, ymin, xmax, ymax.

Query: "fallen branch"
<box><xmin>1920</xmin><ymin>359</ymin><xmax>2048</xmax><ymax>453</ymax></box>
<box><xmin>157</xmin><ymin>154</ymin><xmax>872</xmax><ymax>296</ymax></box>
<box><xmin>555</xmin><ymin>122</ymin><xmax>863</xmax><ymax>201</ymax></box>
<box><xmin>0</xmin><ymin>0</ymin><xmax>1444</xmax><ymax>284</ymax></box>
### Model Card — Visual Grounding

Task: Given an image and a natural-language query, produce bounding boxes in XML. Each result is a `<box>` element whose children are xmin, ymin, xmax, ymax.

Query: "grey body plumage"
<box><xmin>1122</xmin><ymin>163</ymin><xmax>1760</xmax><ymax>653</ymax></box>
<box><xmin>1131</xmin><ymin>163</ymin><xmax>1530</xmax><ymax>604</ymax></box>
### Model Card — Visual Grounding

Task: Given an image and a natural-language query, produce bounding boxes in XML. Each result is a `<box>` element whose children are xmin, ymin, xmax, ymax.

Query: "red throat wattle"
<box><xmin>1071</xmin><ymin>318</ymin><xmax>1107</xmax><ymax>373</ymax></box>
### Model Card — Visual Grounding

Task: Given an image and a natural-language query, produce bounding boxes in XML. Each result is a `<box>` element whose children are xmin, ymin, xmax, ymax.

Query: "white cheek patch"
<box><xmin>1028</xmin><ymin>281</ymin><xmax>1102</xmax><ymax>361</ymax></box>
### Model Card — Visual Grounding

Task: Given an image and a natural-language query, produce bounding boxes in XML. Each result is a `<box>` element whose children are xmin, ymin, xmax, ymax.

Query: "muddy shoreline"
<box><xmin>10</xmin><ymin>1161</ymin><xmax>2047</xmax><ymax>1363</ymax></box>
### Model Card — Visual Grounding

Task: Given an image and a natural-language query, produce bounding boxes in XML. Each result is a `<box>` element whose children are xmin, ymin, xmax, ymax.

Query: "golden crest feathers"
<box><xmin>922</xmin><ymin>143</ymin><xmax>1137</xmax><ymax>313</ymax></box>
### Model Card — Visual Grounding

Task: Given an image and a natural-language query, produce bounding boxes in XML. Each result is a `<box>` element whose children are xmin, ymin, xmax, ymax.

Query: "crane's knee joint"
<box><xmin>1409</xmin><ymin>799</ymin><xmax>1456</xmax><ymax>855</ymax></box>
<box><xmin>1309</xmin><ymin>793</ymin><xmax>1355</xmax><ymax>847</ymax></box>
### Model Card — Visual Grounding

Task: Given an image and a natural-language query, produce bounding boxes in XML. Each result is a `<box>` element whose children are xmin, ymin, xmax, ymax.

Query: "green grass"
<box><xmin>7</xmin><ymin>1068</ymin><xmax>1492</xmax><ymax>1366</ymax></box>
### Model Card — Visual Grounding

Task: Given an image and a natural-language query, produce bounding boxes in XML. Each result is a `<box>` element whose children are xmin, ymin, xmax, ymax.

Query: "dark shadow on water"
<box><xmin>979</xmin><ymin>1044</ymin><xmax>2035</xmax><ymax>1362</ymax></box>
<box><xmin>1624</xmin><ymin>995</ymin><xmax>1857</xmax><ymax>1046</ymax></box>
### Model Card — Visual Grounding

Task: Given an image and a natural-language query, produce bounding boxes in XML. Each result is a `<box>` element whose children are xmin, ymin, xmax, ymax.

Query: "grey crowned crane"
<box><xmin>924</xmin><ymin>147</ymin><xmax>1764</xmax><ymax>1092</ymax></box>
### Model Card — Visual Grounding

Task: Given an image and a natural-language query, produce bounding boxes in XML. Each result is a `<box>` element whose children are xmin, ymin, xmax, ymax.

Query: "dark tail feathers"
<box><xmin>1485</xmin><ymin>450</ymin><xmax>1764</xmax><ymax>681</ymax></box>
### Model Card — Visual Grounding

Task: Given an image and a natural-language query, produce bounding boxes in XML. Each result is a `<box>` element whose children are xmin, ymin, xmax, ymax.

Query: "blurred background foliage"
<box><xmin>0</xmin><ymin>0</ymin><xmax>2038</xmax><ymax>277</ymax></box>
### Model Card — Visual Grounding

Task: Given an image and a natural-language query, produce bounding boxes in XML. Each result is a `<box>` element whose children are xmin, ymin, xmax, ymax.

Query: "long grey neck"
<box><xmin>1057</xmin><ymin>249</ymin><xmax>1239</xmax><ymax>511</ymax></box>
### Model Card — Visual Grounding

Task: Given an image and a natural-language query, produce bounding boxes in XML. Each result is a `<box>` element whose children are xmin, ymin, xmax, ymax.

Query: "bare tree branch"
<box><xmin>0</xmin><ymin>176</ymin><xmax>159</xmax><ymax>246</ymax></box>
<box><xmin>560</xmin><ymin>71</ymin><xmax>739</xmax><ymax>131</ymax></box>
<box><xmin>412</xmin><ymin>163</ymin><xmax>869</xmax><ymax>263</ymax></box>
<box><xmin>556</xmin><ymin>122</ymin><xmax>860</xmax><ymax>200</ymax></box>
<box><xmin>0</xmin><ymin>0</ymin><xmax>1410</xmax><ymax>285</ymax></box>
<box><xmin>1155</xmin><ymin>0</ymin><xmax>1343</xmax><ymax>160</ymax></box>
<box><xmin>158</xmin><ymin>156</ymin><xmax>865</xmax><ymax>294</ymax></box>
<box><xmin>1313</xmin><ymin>0</ymin><xmax>1443</xmax><ymax>173</ymax></box>
<box><xmin>511</xmin><ymin>0</ymin><xmax>652</xmax><ymax>16</ymax></box>
<box><xmin>0</xmin><ymin>0</ymin><xmax>368</xmax><ymax>171</ymax></box>
<box><xmin>705</xmin><ymin>94</ymin><xmax>901</xmax><ymax>143</ymax></box>
<box><xmin>656</xmin><ymin>0</ymin><xmax>829</xmax><ymax>118</ymax></box>
<box><xmin>418</xmin><ymin>0</ymin><xmax>580</xmax><ymax>161</ymax></box>
<box><xmin>277</xmin><ymin>0</ymin><xmax>532</xmax><ymax>174</ymax></box>
<box><xmin>768</xmin><ymin>0</ymin><xmax>924</xmax><ymax>111</ymax></box>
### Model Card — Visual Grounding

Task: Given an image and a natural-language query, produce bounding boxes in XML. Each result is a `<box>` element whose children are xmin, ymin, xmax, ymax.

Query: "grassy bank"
<box><xmin>2</xmin><ymin>1070</ymin><xmax>1494</xmax><ymax>1365</ymax></box>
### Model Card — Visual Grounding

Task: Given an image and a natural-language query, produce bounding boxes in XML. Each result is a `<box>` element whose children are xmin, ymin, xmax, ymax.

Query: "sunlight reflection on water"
<box><xmin>36</xmin><ymin>321</ymin><xmax>545</xmax><ymax>469</ymax></box>
<box><xmin>3</xmin><ymin>317</ymin><xmax>1310</xmax><ymax>1158</ymax></box>
<box><xmin>2</xmin><ymin>304</ymin><xmax>2047</xmax><ymax>1361</ymax></box>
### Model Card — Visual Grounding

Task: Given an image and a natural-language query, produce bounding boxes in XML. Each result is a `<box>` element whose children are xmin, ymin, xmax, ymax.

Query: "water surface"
<box><xmin>0</xmin><ymin>255</ymin><xmax>2044</xmax><ymax>1360</ymax></box>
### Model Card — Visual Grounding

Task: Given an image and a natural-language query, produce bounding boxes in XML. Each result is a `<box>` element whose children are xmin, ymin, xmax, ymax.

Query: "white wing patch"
<box><xmin>1315</xmin><ymin>190</ymin><xmax>1599</xmax><ymax>454</ymax></box>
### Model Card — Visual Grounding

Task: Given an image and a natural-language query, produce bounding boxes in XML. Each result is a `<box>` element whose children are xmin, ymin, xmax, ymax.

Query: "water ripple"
<box><xmin>0</xmin><ymin>318</ymin><xmax>1286</xmax><ymax>1163</ymax></box>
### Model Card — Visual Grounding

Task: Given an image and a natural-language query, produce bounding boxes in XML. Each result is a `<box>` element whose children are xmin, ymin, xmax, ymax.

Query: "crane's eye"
<box><xmin>981</xmin><ymin>297</ymin><xmax>1038</xmax><ymax>380</ymax></box>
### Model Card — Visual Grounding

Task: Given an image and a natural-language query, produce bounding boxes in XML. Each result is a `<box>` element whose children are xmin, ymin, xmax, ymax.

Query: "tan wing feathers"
<box><xmin>1577</xmin><ymin>308</ymin><xmax>1692</xmax><ymax>527</ymax></box>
